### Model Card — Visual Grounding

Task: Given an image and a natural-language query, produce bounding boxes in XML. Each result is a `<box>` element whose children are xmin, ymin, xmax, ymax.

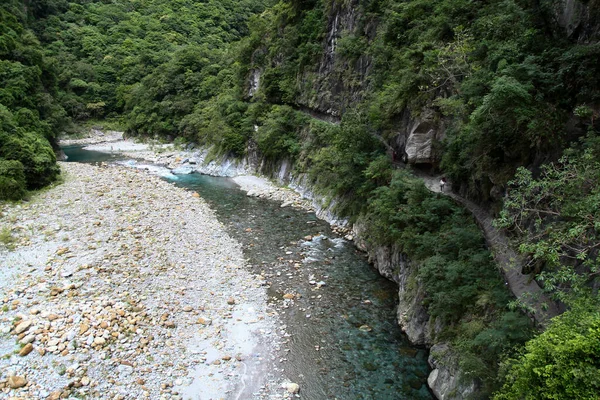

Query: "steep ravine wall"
<box><xmin>246</xmin><ymin>1</ymin><xmax>445</xmax><ymax>167</ymax></box>
<box><xmin>351</xmin><ymin>227</ymin><xmax>477</xmax><ymax>400</ymax></box>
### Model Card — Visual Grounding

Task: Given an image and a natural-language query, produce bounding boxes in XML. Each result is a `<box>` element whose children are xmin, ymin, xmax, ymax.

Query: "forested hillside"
<box><xmin>0</xmin><ymin>0</ymin><xmax>66</xmax><ymax>200</ymax></box>
<box><xmin>30</xmin><ymin>0</ymin><xmax>267</xmax><ymax>131</ymax></box>
<box><xmin>1</xmin><ymin>0</ymin><xmax>600</xmax><ymax>398</ymax></box>
<box><xmin>0</xmin><ymin>0</ymin><xmax>268</xmax><ymax>200</ymax></box>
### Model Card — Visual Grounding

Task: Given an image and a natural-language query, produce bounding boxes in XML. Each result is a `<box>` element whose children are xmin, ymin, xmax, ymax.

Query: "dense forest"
<box><xmin>0</xmin><ymin>0</ymin><xmax>66</xmax><ymax>199</ymax></box>
<box><xmin>1</xmin><ymin>0</ymin><xmax>600</xmax><ymax>398</ymax></box>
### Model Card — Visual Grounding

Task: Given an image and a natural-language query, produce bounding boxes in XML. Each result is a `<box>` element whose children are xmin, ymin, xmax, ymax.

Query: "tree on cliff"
<box><xmin>494</xmin><ymin>132</ymin><xmax>600</xmax><ymax>398</ymax></box>
<box><xmin>496</xmin><ymin>133</ymin><xmax>600</xmax><ymax>303</ymax></box>
<box><xmin>495</xmin><ymin>303</ymin><xmax>600</xmax><ymax>399</ymax></box>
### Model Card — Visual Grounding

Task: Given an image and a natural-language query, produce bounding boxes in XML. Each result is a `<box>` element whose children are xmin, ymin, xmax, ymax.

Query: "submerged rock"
<box><xmin>284</xmin><ymin>382</ymin><xmax>300</xmax><ymax>394</ymax></box>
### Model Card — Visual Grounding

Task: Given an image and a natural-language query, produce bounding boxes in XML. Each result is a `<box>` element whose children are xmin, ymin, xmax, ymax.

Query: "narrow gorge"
<box><xmin>1</xmin><ymin>0</ymin><xmax>600</xmax><ymax>398</ymax></box>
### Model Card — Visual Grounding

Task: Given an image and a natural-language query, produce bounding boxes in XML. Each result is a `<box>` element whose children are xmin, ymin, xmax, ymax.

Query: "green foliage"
<box><xmin>0</xmin><ymin>1</ymin><xmax>66</xmax><ymax>199</ymax></box>
<box><xmin>495</xmin><ymin>135</ymin><xmax>600</xmax><ymax>303</ymax></box>
<box><xmin>30</xmin><ymin>0</ymin><xmax>269</xmax><ymax>141</ymax></box>
<box><xmin>364</xmin><ymin>170</ymin><xmax>500</xmax><ymax>321</ymax></box>
<box><xmin>495</xmin><ymin>303</ymin><xmax>600</xmax><ymax>400</ymax></box>
<box><xmin>493</xmin><ymin>134</ymin><xmax>600</xmax><ymax>395</ymax></box>
<box><xmin>0</xmin><ymin>226</ymin><xmax>17</xmax><ymax>249</ymax></box>
<box><xmin>360</xmin><ymin>0</ymin><xmax>600</xmax><ymax>200</ymax></box>
<box><xmin>337</xmin><ymin>33</ymin><xmax>368</xmax><ymax>61</ymax></box>
<box><xmin>304</xmin><ymin>111</ymin><xmax>383</xmax><ymax>215</ymax></box>
<box><xmin>256</xmin><ymin>105</ymin><xmax>307</xmax><ymax>159</ymax></box>
<box><xmin>0</xmin><ymin>105</ymin><xmax>59</xmax><ymax>190</ymax></box>
<box><xmin>0</xmin><ymin>159</ymin><xmax>26</xmax><ymax>200</ymax></box>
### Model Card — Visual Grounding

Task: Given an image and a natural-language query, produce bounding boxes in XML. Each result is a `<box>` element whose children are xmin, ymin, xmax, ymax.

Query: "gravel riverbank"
<box><xmin>77</xmin><ymin>133</ymin><xmax>347</xmax><ymax>235</ymax></box>
<box><xmin>84</xmin><ymin>139</ymin><xmax>313</xmax><ymax>212</ymax></box>
<box><xmin>0</xmin><ymin>163</ymin><xmax>288</xmax><ymax>399</ymax></box>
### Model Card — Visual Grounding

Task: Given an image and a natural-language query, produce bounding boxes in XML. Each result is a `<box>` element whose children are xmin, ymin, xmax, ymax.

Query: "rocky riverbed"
<box><xmin>0</xmin><ymin>163</ymin><xmax>296</xmax><ymax>399</ymax></box>
<box><xmin>70</xmin><ymin>131</ymin><xmax>350</xmax><ymax>236</ymax></box>
<box><xmin>84</xmin><ymin>139</ymin><xmax>316</xmax><ymax>215</ymax></box>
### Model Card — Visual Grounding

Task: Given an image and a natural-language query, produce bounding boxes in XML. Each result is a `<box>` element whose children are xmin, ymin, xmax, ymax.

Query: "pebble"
<box><xmin>19</xmin><ymin>343</ymin><xmax>34</xmax><ymax>356</ymax></box>
<box><xmin>19</xmin><ymin>334</ymin><xmax>35</xmax><ymax>345</ymax></box>
<box><xmin>164</xmin><ymin>321</ymin><xmax>176</xmax><ymax>328</ymax></box>
<box><xmin>8</xmin><ymin>375</ymin><xmax>27</xmax><ymax>389</ymax></box>
<box><xmin>14</xmin><ymin>320</ymin><xmax>32</xmax><ymax>334</ymax></box>
<box><xmin>93</xmin><ymin>337</ymin><xmax>106</xmax><ymax>345</ymax></box>
<box><xmin>285</xmin><ymin>382</ymin><xmax>300</xmax><ymax>394</ymax></box>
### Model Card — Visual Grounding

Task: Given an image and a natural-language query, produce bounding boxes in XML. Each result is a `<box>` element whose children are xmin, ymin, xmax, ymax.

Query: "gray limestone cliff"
<box><xmin>554</xmin><ymin>0</ymin><xmax>600</xmax><ymax>42</ymax></box>
<box><xmin>246</xmin><ymin>2</ymin><xmax>445</xmax><ymax>167</ymax></box>
<box><xmin>352</xmin><ymin>223</ymin><xmax>477</xmax><ymax>400</ymax></box>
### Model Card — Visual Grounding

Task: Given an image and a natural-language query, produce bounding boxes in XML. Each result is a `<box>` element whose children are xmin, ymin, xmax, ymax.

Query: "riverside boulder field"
<box><xmin>0</xmin><ymin>162</ymin><xmax>297</xmax><ymax>399</ymax></box>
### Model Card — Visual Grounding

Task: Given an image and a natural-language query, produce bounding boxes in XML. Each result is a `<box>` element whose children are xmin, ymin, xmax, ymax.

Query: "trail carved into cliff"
<box><xmin>414</xmin><ymin>170</ymin><xmax>561</xmax><ymax>326</ymax></box>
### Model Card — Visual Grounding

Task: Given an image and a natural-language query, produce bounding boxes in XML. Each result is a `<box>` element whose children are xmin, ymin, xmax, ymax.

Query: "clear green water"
<box><xmin>61</xmin><ymin>144</ymin><xmax>120</xmax><ymax>163</ymax></box>
<box><xmin>63</xmin><ymin>147</ymin><xmax>433</xmax><ymax>399</ymax></box>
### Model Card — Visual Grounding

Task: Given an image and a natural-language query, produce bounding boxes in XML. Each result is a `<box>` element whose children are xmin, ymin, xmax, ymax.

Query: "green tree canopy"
<box><xmin>495</xmin><ymin>303</ymin><xmax>600</xmax><ymax>400</ymax></box>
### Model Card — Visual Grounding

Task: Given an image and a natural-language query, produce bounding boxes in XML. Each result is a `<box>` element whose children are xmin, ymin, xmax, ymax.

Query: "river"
<box><xmin>62</xmin><ymin>144</ymin><xmax>433</xmax><ymax>400</ymax></box>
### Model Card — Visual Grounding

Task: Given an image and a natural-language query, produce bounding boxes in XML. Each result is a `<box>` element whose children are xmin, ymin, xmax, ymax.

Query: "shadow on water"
<box><xmin>60</xmin><ymin>144</ymin><xmax>121</xmax><ymax>163</ymax></box>
<box><xmin>63</xmin><ymin>146</ymin><xmax>433</xmax><ymax>400</ymax></box>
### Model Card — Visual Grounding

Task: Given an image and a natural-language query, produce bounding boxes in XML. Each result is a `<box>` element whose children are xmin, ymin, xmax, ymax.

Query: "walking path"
<box><xmin>414</xmin><ymin>170</ymin><xmax>561</xmax><ymax>326</ymax></box>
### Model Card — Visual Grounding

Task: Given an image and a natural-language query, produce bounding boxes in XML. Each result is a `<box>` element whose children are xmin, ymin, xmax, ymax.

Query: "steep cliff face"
<box><xmin>295</xmin><ymin>0</ymin><xmax>373</xmax><ymax>117</ymax></box>
<box><xmin>554</xmin><ymin>0</ymin><xmax>600</xmax><ymax>42</ymax></box>
<box><xmin>352</xmin><ymin>223</ymin><xmax>477</xmax><ymax>400</ymax></box>
<box><xmin>246</xmin><ymin>1</ymin><xmax>445</xmax><ymax>166</ymax></box>
<box><xmin>247</xmin><ymin>0</ymin><xmax>373</xmax><ymax>118</ymax></box>
<box><xmin>228</xmin><ymin>0</ymin><xmax>600</xmax><ymax>397</ymax></box>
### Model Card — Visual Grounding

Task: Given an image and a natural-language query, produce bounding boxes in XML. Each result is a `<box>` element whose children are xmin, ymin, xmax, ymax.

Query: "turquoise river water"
<box><xmin>62</xmin><ymin>145</ymin><xmax>433</xmax><ymax>400</ymax></box>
